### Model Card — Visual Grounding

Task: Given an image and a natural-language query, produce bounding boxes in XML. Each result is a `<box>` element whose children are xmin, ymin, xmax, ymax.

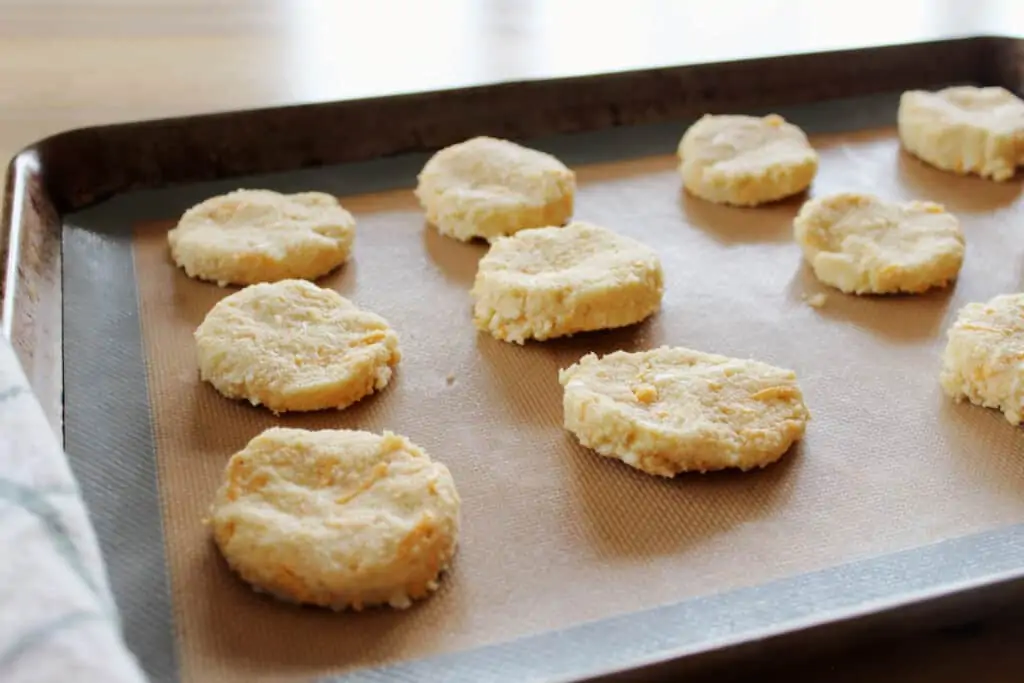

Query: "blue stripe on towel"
<box><xmin>0</xmin><ymin>385</ymin><xmax>26</xmax><ymax>403</ymax></box>
<box><xmin>0</xmin><ymin>479</ymin><xmax>99</xmax><ymax>600</ymax></box>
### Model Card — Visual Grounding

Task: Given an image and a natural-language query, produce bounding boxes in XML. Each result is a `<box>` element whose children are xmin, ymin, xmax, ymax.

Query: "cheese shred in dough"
<box><xmin>559</xmin><ymin>347</ymin><xmax>810</xmax><ymax>476</ymax></box>
<box><xmin>471</xmin><ymin>221</ymin><xmax>664</xmax><ymax>344</ymax></box>
<box><xmin>194</xmin><ymin>279</ymin><xmax>400</xmax><ymax>414</ymax></box>
<box><xmin>940</xmin><ymin>293</ymin><xmax>1024</xmax><ymax>425</ymax></box>
<box><xmin>210</xmin><ymin>427</ymin><xmax>461</xmax><ymax>611</ymax></box>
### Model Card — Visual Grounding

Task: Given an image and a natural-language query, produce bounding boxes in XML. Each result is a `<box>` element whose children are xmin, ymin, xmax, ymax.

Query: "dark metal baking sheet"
<box><xmin>62</xmin><ymin>90</ymin><xmax>1024</xmax><ymax>682</ymax></box>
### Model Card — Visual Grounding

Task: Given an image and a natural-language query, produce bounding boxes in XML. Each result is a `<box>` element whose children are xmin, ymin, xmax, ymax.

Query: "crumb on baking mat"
<box><xmin>803</xmin><ymin>292</ymin><xmax>828</xmax><ymax>308</ymax></box>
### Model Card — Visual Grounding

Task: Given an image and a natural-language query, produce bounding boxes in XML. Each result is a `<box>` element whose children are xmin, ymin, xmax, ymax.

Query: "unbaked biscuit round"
<box><xmin>793</xmin><ymin>192</ymin><xmax>965</xmax><ymax>295</ymax></box>
<box><xmin>194</xmin><ymin>279</ymin><xmax>400</xmax><ymax>413</ymax></box>
<box><xmin>168</xmin><ymin>189</ymin><xmax>356</xmax><ymax>287</ymax></box>
<box><xmin>678</xmin><ymin>114</ymin><xmax>818</xmax><ymax>206</ymax></box>
<box><xmin>414</xmin><ymin>136</ymin><xmax>576</xmax><ymax>242</ymax></box>
<box><xmin>940</xmin><ymin>293</ymin><xmax>1024</xmax><ymax>424</ymax></box>
<box><xmin>898</xmin><ymin>86</ymin><xmax>1024</xmax><ymax>181</ymax></box>
<box><xmin>558</xmin><ymin>346</ymin><xmax>809</xmax><ymax>476</ymax></box>
<box><xmin>471</xmin><ymin>221</ymin><xmax>664</xmax><ymax>344</ymax></box>
<box><xmin>210</xmin><ymin>427</ymin><xmax>461</xmax><ymax>611</ymax></box>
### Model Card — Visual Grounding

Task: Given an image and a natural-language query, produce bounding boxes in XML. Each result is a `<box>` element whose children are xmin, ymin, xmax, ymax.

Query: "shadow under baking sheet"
<box><xmin>61</xmin><ymin>90</ymin><xmax>1024</xmax><ymax>683</ymax></box>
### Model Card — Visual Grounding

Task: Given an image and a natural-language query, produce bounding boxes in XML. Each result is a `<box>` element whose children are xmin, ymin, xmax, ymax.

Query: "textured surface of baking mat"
<box><xmin>63</xmin><ymin>92</ymin><xmax>1024</xmax><ymax>683</ymax></box>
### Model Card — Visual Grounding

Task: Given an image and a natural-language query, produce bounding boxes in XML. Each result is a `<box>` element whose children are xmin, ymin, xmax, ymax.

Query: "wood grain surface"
<box><xmin>3</xmin><ymin>1</ymin><xmax>1024</xmax><ymax>681</ymax></box>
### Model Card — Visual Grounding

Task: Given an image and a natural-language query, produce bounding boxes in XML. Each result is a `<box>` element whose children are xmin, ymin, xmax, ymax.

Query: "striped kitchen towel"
<box><xmin>0</xmin><ymin>337</ymin><xmax>146</xmax><ymax>683</ymax></box>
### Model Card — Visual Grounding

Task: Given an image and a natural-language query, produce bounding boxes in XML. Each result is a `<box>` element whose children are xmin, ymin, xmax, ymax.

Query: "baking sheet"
<box><xmin>62</xmin><ymin>92</ymin><xmax>1024</xmax><ymax>683</ymax></box>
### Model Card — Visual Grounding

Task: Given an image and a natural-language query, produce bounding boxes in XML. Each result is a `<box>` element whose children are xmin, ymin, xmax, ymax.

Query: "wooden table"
<box><xmin>3</xmin><ymin>1</ymin><xmax>1024</xmax><ymax>681</ymax></box>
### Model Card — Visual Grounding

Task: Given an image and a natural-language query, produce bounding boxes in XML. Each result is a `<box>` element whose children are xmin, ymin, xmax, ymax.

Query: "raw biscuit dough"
<box><xmin>471</xmin><ymin>221</ymin><xmax>664</xmax><ymax>344</ymax></box>
<box><xmin>168</xmin><ymin>189</ymin><xmax>356</xmax><ymax>286</ymax></box>
<box><xmin>678</xmin><ymin>114</ymin><xmax>818</xmax><ymax>206</ymax></box>
<box><xmin>793</xmin><ymin>192</ymin><xmax>965</xmax><ymax>295</ymax></box>
<box><xmin>559</xmin><ymin>346</ymin><xmax>809</xmax><ymax>476</ymax></box>
<box><xmin>940</xmin><ymin>293</ymin><xmax>1024</xmax><ymax>424</ymax></box>
<box><xmin>415</xmin><ymin>136</ymin><xmax>576</xmax><ymax>241</ymax></box>
<box><xmin>898</xmin><ymin>86</ymin><xmax>1024</xmax><ymax>181</ymax></box>
<box><xmin>194</xmin><ymin>279</ymin><xmax>400</xmax><ymax>413</ymax></box>
<box><xmin>209</xmin><ymin>427</ymin><xmax>461</xmax><ymax>611</ymax></box>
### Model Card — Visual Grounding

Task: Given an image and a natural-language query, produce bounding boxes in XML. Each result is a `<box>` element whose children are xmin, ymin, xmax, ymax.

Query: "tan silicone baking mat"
<box><xmin>119</xmin><ymin>123</ymin><xmax>1024</xmax><ymax>683</ymax></box>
